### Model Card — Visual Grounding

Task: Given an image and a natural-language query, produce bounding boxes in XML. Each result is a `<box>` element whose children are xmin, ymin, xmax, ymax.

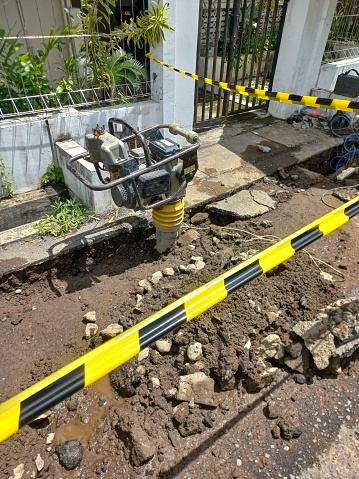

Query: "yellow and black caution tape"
<box><xmin>145</xmin><ymin>52</ymin><xmax>359</xmax><ymax>114</ymax></box>
<box><xmin>1</xmin><ymin>195</ymin><xmax>358</xmax><ymax>443</ymax></box>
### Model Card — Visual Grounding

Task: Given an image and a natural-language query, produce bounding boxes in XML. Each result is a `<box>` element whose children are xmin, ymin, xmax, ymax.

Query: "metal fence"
<box><xmin>323</xmin><ymin>0</ymin><xmax>359</xmax><ymax>63</ymax></box>
<box><xmin>0</xmin><ymin>0</ymin><xmax>151</xmax><ymax>120</ymax></box>
<box><xmin>194</xmin><ymin>0</ymin><xmax>286</xmax><ymax>127</ymax></box>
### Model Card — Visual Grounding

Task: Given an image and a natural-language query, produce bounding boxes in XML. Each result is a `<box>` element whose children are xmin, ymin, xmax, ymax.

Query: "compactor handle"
<box><xmin>169</xmin><ymin>123</ymin><xmax>199</xmax><ymax>144</ymax></box>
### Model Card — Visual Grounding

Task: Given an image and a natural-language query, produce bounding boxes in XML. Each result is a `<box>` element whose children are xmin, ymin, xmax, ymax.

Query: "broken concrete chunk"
<box><xmin>293</xmin><ymin>320</ymin><xmax>336</xmax><ymax>370</ymax></box>
<box><xmin>156</xmin><ymin>339</ymin><xmax>172</xmax><ymax>353</ymax></box>
<box><xmin>151</xmin><ymin>271</ymin><xmax>163</xmax><ymax>284</ymax></box>
<box><xmin>257</xmin><ymin>334</ymin><xmax>284</xmax><ymax>360</ymax></box>
<box><xmin>83</xmin><ymin>311</ymin><xmax>97</xmax><ymax>323</ymax></box>
<box><xmin>35</xmin><ymin>454</ymin><xmax>44</xmax><ymax>472</ymax></box>
<box><xmin>84</xmin><ymin>323</ymin><xmax>98</xmax><ymax>340</ymax></box>
<box><xmin>100</xmin><ymin>324</ymin><xmax>124</xmax><ymax>340</ymax></box>
<box><xmin>138</xmin><ymin>279</ymin><xmax>152</xmax><ymax>293</ymax></box>
<box><xmin>176</xmin><ymin>372</ymin><xmax>218</xmax><ymax>407</ymax></box>
<box><xmin>207</xmin><ymin>190</ymin><xmax>276</xmax><ymax>220</ymax></box>
<box><xmin>163</xmin><ymin>267</ymin><xmax>175</xmax><ymax>277</ymax></box>
<box><xmin>187</xmin><ymin>342</ymin><xmax>202</xmax><ymax>361</ymax></box>
<box><xmin>296</xmin><ymin>167</ymin><xmax>324</xmax><ymax>185</ymax></box>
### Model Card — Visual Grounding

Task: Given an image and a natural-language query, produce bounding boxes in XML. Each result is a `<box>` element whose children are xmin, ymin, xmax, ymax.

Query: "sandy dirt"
<box><xmin>0</xmin><ymin>166</ymin><xmax>359</xmax><ymax>479</ymax></box>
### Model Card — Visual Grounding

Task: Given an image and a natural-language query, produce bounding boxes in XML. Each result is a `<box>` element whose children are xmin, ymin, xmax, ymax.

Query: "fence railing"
<box><xmin>322</xmin><ymin>0</ymin><xmax>359</xmax><ymax>63</ymax></box>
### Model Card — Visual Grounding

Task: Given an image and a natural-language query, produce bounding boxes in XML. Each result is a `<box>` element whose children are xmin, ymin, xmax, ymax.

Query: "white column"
<box><xmin>151</xmin><ymin>0</ymin><xmax>201</xmax><ymax>142</ymax></box>
<box><xmin>268</xmin><ymin>0</ymin><xmax>337</xmax><ymax>119</ymax></box>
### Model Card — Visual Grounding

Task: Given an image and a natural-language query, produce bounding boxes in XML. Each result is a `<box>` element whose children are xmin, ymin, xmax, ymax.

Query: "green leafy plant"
<box><xmin>103</xmin><ymin>50</ymin><xmax>147</xmax><ymax>97</ymax></box>
<box><xmin>0</xmin><ymin>155</ymin><xmax>14</xmax><ymax>199</ymax></box>
<box><xmin>0</xmin><ymin>24</ymin><xmax>77</xmax><ymax>113</ymax></box>
<box><xmin>121</xmin><ymin>1</ymin><xmax>174</xmax><ymax>48</ymax></box>
<box><xmin>34</xmin><ymin>197</ymin><xmax>94</xmax><ymax>237</ymax></box>
<box><xmin>41</xmin><ymin>164</ymin><xmax>64</xmax><ymax>187</ymax></box>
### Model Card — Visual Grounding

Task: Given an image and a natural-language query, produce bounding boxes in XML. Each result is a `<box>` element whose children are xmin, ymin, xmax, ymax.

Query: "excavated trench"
<box><xmin>1</xmin><ymin>157</ymin><xmax>359</xmax><ymax>479</ymax></box>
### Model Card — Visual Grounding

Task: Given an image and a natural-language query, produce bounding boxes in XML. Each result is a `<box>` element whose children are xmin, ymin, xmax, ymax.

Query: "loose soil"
<box><xmin>0</xmin><ymin>165</ymin><xmax>359</xmax><ymax>479</ymax></box>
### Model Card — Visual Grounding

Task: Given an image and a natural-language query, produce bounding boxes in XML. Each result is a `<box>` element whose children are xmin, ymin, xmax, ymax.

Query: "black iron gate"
<box><xmin>194</xmin><ymin>0</ymin><xmax>288</xmax><ymax>127</ymax></box>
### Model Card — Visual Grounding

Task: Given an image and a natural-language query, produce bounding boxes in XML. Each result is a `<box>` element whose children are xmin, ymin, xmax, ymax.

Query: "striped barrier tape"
<box><xmin>0</xmin><ymin>195</ymin><xmax>358</xmax><ymax>443</ymax></box>
<box><xmin>145</xmin><ymin>52</ymin><xmax>359</xmax><ymax>114</ymax></box>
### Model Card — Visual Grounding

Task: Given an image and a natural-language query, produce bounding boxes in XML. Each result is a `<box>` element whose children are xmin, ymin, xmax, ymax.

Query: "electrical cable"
<box><xmin>329</xmin><ymin>115</ymin><xmax>359</xmax><ymax>178</ymax></box>
<box><xmin>321</xmin><ymin>184</ymin><xmax>359</xmax><ymax>208</ymax></box>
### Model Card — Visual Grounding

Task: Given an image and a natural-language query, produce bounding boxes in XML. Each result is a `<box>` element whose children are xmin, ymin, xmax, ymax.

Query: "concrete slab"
<box><xmin>253</xmin><ymin>123</ymin><xmax>334</xmax><ymax>148</ymax></box>
<box><xmin>207</xmin><ymin>189</ymin><xmax>276</xmax><ymax>219</ymax></box>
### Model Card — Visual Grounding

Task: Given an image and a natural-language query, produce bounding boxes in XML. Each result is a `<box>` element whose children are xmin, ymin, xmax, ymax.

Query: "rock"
<box><xmin>163</xmin><ymin>267</ymin><xmax>175</xmax><ymax>277</ymax></box>
<box><xmin>290</xmin><ymin>174</ymin><xmax>299</xmax><ymax>181</ymax></box>
<box><xmin>176</xmin><ymin>372</ymin><xmax>218</xmax><ymax>407</ymax></box>
<box><xmin>333</xmin><ymin>188</ymin><xmax>358</xmax><ymax>202</ymax></box>
<box><xmin>89</xmin><ymin>335</ymin><xmax>103</xmax><ymax>349</ymax></box>
<box><xmin>163</xmin><ymin>388</ymin><xmax>177</xmax><ymax>399</ymax></box>
<box><xmin>212</xmin><ymin>236</ymin><xmax>220</xmax><ymax>246</ymax></box>
<box><xmin>55</xmin><ymin>440</ymin><xmax>83</xmax><ymax>470</ymax></box>
<box><xmin>287</xmin><ymin>342</ymin><xmax>302</xmax><ymax>359</ymax></box>
<box><xmin>195</xmin><ymin>260</ymin><xmax>206</xmax><ymax>271</ymax></box>
<box><xmin>173</xmin><ymin>402</ymin><xmax>190</xmax><ymax>425</ymax></box>
<box><xmin>46</xmin><ymin>432</ymin><xmax>55</xmax><ymax>444</ymax></box>
<box><xmin>187</xmin><ymin>342</ymin><xmax>202</xmax><ymax>361</ymax></box>
<box><xmin>277</xmin><ymin>167</ymin><xmax>288</xmax><ymax>180</ymax></box>
<box><xmin>271</xmin><ymin>425</ymin><xmax>281</xmax><ymax>439</ymax></box>
<box><xmin>267</xmin><ymin>400</ymin><xmax>281</xmax><ymax>418</ymax></box>
<box><xmin>137</xmin><ymin>347</ymin><xmax>149</xmax><ymax>362</ymax></box>
<box><xmin>263</xmin><ymin>176</ymin><xmax>278</xmax><ymax>185</ymax></box>
<box><xmin>29</xmin><ymin>410</ymin><xmax>51</xmax><ymax>425</ymax></box>
<box><xmin>248</xmin><ymin>299</ymin><xmax>256</xmax><ymax>309</ymax></box>
<box><xmin>207</xmin><ymin>190</ymin><xmax>276</xmax><ymax>220</ymax></box>
<box><xmin>293</xmin><ymin>320</ymin><xmax>336</xmax><ymax>369</ymax></box>
<box><xmin>138</xmin><ymin>279</ymin><xmax>152</xmax><ymax>293</ymax></box>
<box><xmin>115</xmin><ymin>413</ymin><xmax>155</xmax><ymax>466</ymax></box>
<box><xmin>221</xmin><ymin>252</ymin><xmax>232</xmax><ymax>270</ymax></box>
<box><xmin>178</xmin><ymin>410</ymin><xmax>205</xmax><ymax>437</ymax></box>
<box><xmin>151</xmin><ymin>271</ymin><xmax>163</xmax><ymax>284</ymax></box>
<box><xmin>277</xmin><ymin>419</ymin><xmax>302</xmax><ymax>440</ymax></box>
<box><xmin>260</xmin><ymin>220</ymin><xmax>273</xmax><ymax>228</ymax></box>
<box><xmin>296</xmin><ymin>167</ymin><xmax>324</xmax><ymax>185</ymax></box>
<box><xmin>258</xmin><ymin>145</ymin><xmax>271</xmax><ymax>153</ymax></box>
<box><xmin>83</xmin><ymin>311</ymin><xmax>96</xmax><ymax>323</ymax></box>
<box><xmin>84</xmin><ymin>323</ymin><xmax>98</xmax><ymax>339</ymax></box>
<box><xmin>11</xmin><ymin>464</ymin><xmax>24</xmax><ymax>479</ymax></box>
<box><xmin>246</xmin><ymin>366</ymin><xmax>278</xmax><ymax>393</ymax></box>
<box><xmin>326</xmin><ymin>357</ymin><xmax>342</xmax><ymax>375</ymax></box>
<box><xmin>136</xmin><ymin>294</ymin><xmax>143</xmax><ymax>305</ymax></box>
<box><xmin>257</xmin><ymin>334</ymin><xmax>284</xmax><ymax>360</ymax></box>
<box><xmin>111</xmin><ymin>363</ymin><xmax>142</xmax><ymax>397</ymax></box>
<box><xmin>15</xmin><ymin>289</ymin><xmax>22</xmax><ymax>294</ymax></box>
<box><xmin>187</xmin><ymin>264</ymin><xmax>197</xmax><ymax>273</ymax></box>
<box><xmin>100</xmin><ymin>324</ymin><xmax>123</xmax><ymax>340</ymax></box>
<box><xmin>266</xmin><ymin>311</ymin><xmax>280</xmax><ymax>324</ymax></box>
<box><xmin>35</xmin><ymin>454</ymin><xmax>44</xmax><ymax>472</ymax></box>
<box><xmin>177</xmin><ymin>228</ymin><xmax>200</xmax><ymax>246</ymax></box>
<box><xmin>156</xmin><ymin>339</ymin><xmax>172</xmax><ymax>353</ymax></box>
<box><xmin>190</xmin><ymin>255</ymin><xmax>203</xmax><ymax>263</ymax></box>
<box><xmin>191</xmin><ymin>212</ymin><xmax>209</xmax><ymax>225</ymax></box>
<box><xmin>150</xmin><ymin>377</ymin><xmax>160</xmax><ymax>388</ymax></box>
<box><xmin>294</xmin><ymin>373</ymin><xmax>306</xmax><ymax>384</ymax></box>
<box><xmin>299</xmin><ymin>295</ymin><xmax>310</xmax><ymax>309</ymax></box>
<box><xmin>188</xmin><ymin>244</ymin><xmax>195</xmax><ymax>250</ymax></box>
<box><xmin>284</xmin><ymin>343</ymin><xmax>310</xmax><ymax>373</ymax></box>
<box><xmin>179</xmin><ymin>265</ymin><xmax>188</xmax><ymax>273</ymax></box>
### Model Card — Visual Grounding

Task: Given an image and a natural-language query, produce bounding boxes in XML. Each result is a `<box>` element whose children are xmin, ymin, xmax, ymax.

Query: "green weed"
<box><xmin>34</xmin><ymin>197</ymin><xmax>94</xmax><ymax>237</ymax></box>
<box><xmin>41</xmin><ymin>164</ymin><xmax>64</xmax><ymax>187</ymax></box>
<box><xmin>0</xmin><ymin>155</ymin><xmax>14</xmax><ymax>200</ymax></box>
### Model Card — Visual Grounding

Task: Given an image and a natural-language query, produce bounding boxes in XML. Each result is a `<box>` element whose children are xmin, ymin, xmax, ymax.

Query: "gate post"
<box><xmin>150</xmin><ymin>0</ymin><xmax>201</xmax><ymax>142</ymax></box>
<box><xmin>268</xmin><ymin>0</ymin><xmax>337</xmax><ymax>119</ymax></box>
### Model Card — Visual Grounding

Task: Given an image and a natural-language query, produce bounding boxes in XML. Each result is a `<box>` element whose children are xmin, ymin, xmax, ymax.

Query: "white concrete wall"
<box><xmin>0</xmin><ymin>101</ymin><xmax>161</xmax><ymax>194</ymax></box>
<box><xmin>151</xmin><ymin>0</ymin><xmax>200</xmax><ymax>144</ymax></box>
<box><xmin>316</xmin><ymin>58</ymin><xmax>359</xmax><ymax>91</ymax></box>
<box><xmin>269</xmin><ymin>0</ymin><xmax>337</xmax><ymax>119</ymax></box>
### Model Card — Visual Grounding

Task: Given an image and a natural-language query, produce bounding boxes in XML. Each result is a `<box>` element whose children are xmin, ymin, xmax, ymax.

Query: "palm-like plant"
<box><xmin>104</xmin><ymin>50</ymin><xmax>147</xmax><ymax>98</ymax></box>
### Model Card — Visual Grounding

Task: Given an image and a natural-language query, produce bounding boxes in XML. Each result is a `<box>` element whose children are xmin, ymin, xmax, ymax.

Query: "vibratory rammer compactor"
<box><xmin>66</xmin><ymin>118</ymin><xmax>200</xmax><ymax>252</ymax></box>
